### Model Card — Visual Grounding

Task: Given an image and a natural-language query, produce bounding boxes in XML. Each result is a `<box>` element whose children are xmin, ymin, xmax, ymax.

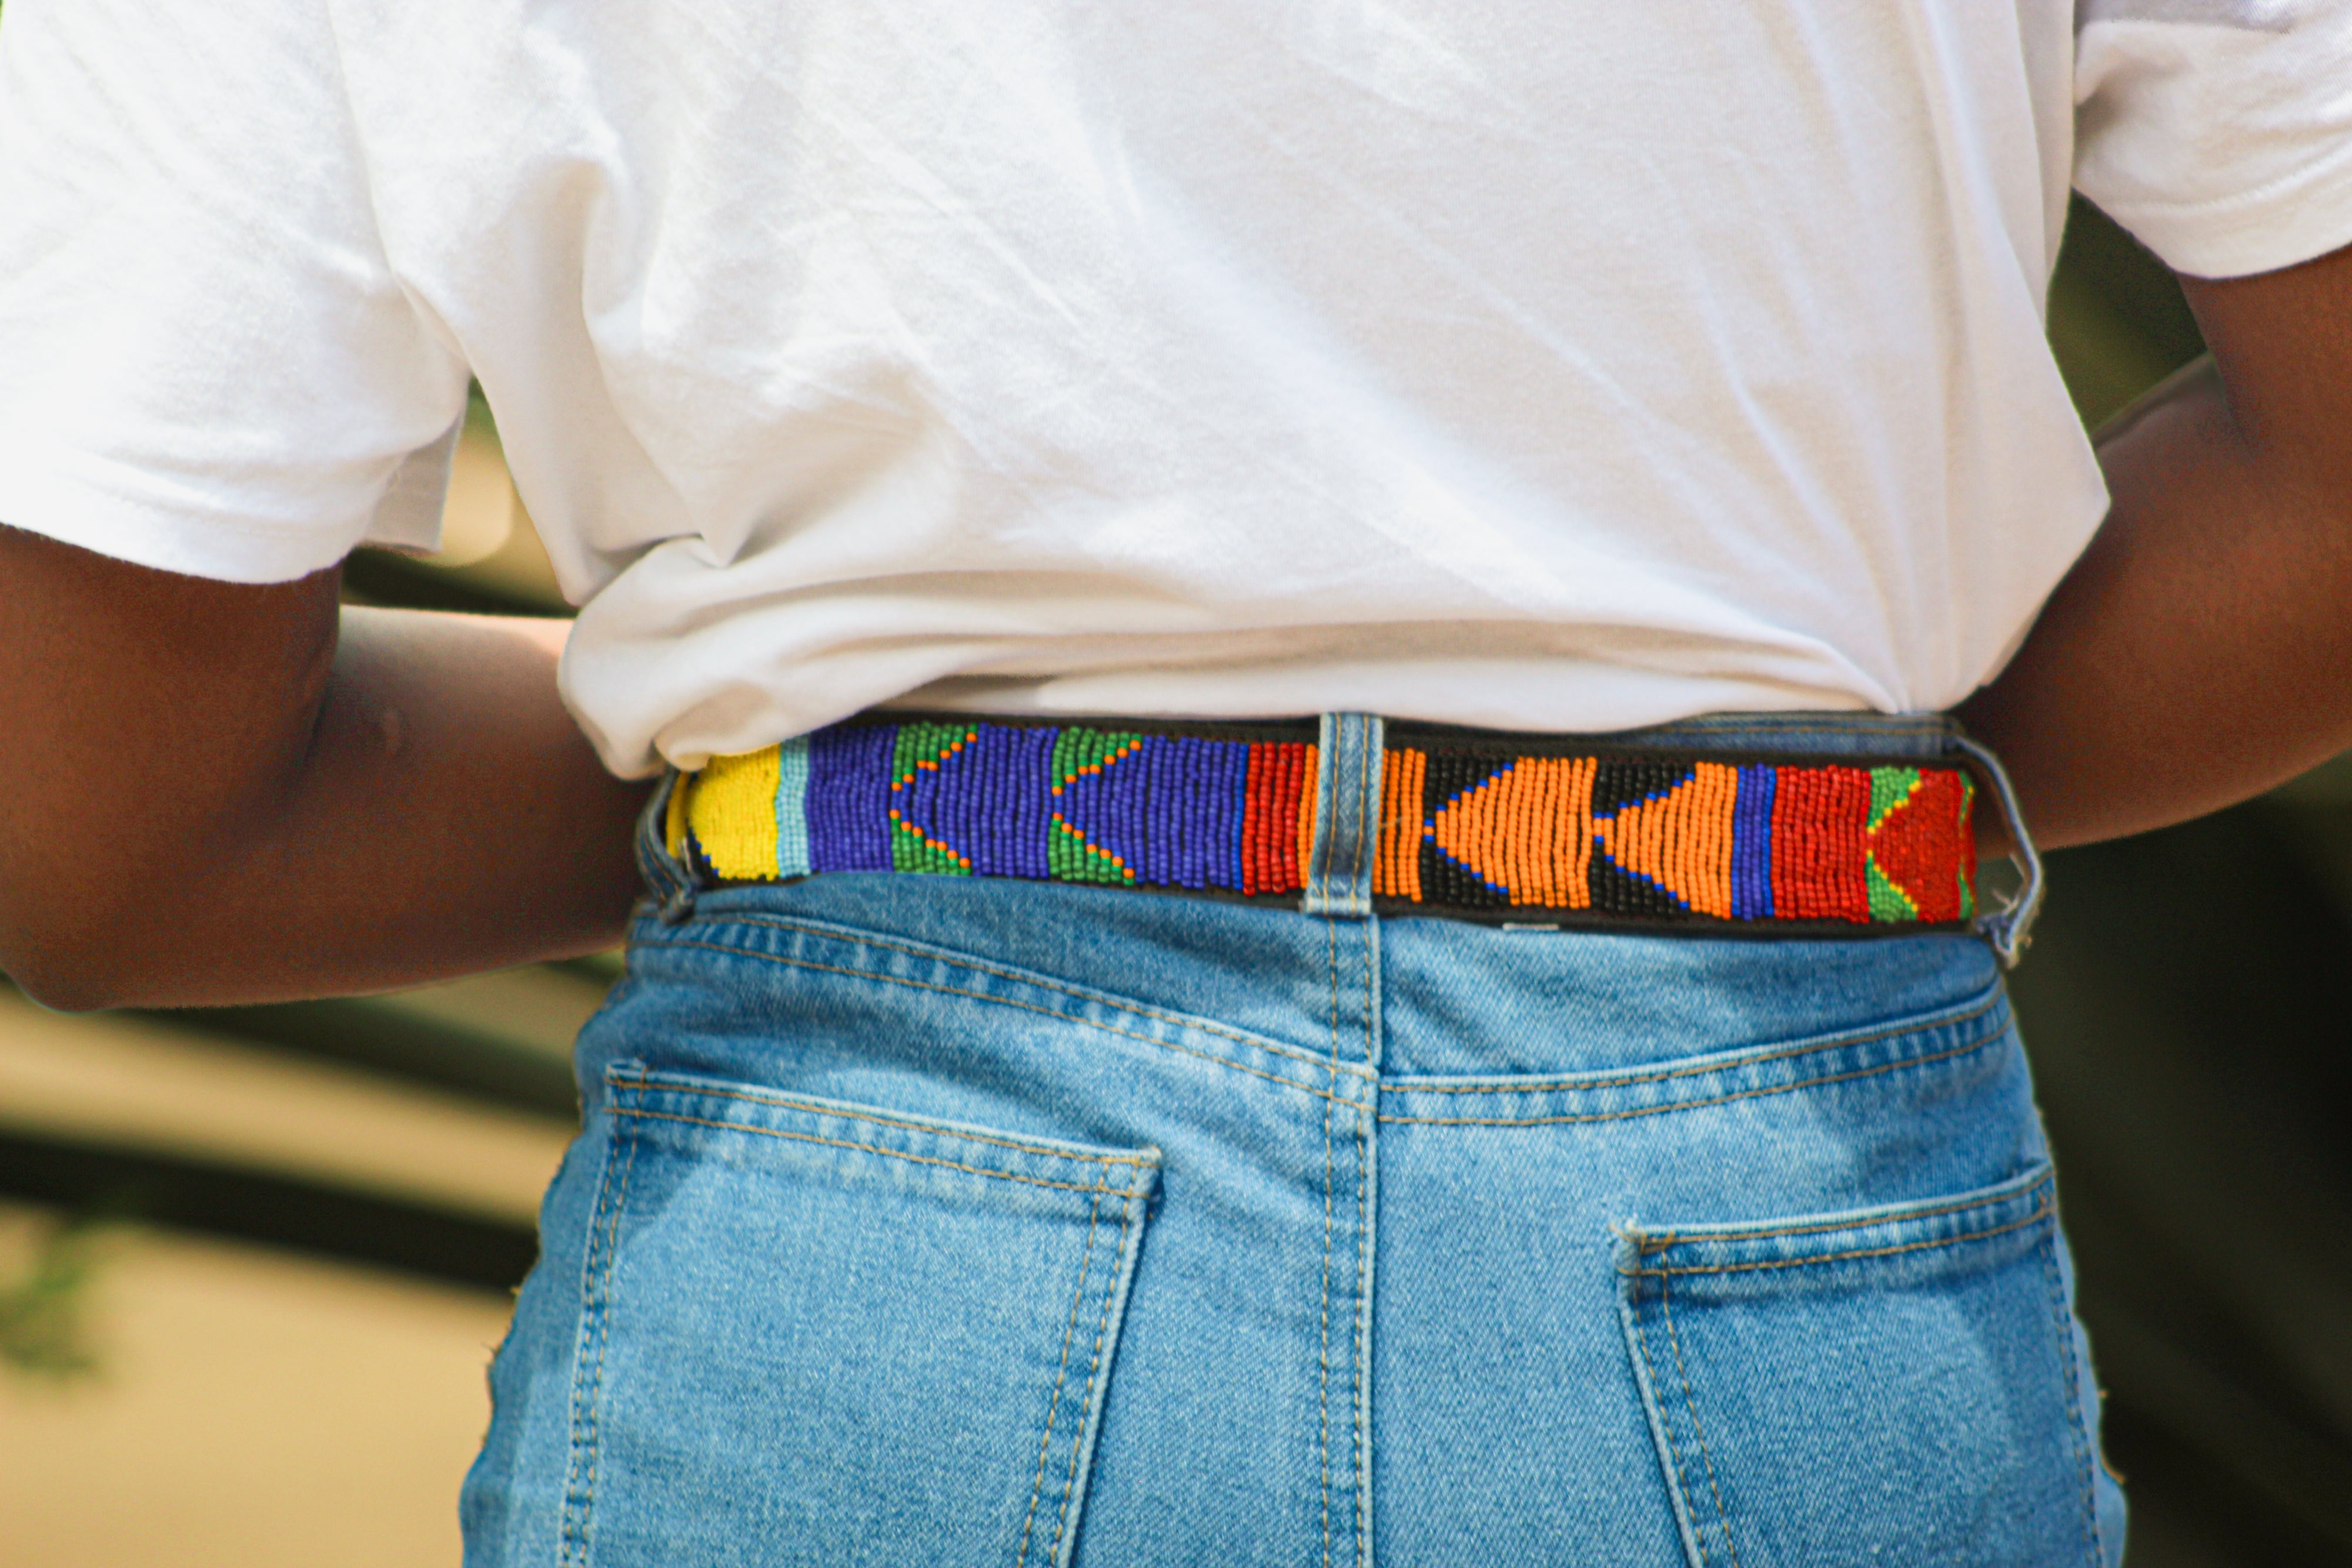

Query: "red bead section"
<box><xmin>1770</xmin><ymin>765</ymin><xmax>1872</xmax><ymax>921</ymax></box>
<box><xmin>1241</xmin><ymin>741</ymin><xmax>1312</xmax><ymax>897</ymax></box>
<box><xmin>1867</xmin><ymin>767</ymin><xmax>1972</xmax><ymax>923</ymax></box>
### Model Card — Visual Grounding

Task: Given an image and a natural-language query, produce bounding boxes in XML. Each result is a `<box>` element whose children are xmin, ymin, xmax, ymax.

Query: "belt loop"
<box><xmin>1304</xmin><ymin>713</ymin><xmax>1384</xmax><ymax>918</ymax></box>
<box><xmin>636</xmin><ymin>768</ymin><xmax>702</xmax><ymax>924</ymax></box>
<box><xmin>1947</xmin><ymin>733</ymin><xmax>2043</xmax><ymax>968</ymax></box>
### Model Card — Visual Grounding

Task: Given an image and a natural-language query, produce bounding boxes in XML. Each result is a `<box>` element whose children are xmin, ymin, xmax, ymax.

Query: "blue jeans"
<box><xmin>463</xmin><ymin>714</ymin><xmax>2125</xmax><ymax>1566</ymax></box>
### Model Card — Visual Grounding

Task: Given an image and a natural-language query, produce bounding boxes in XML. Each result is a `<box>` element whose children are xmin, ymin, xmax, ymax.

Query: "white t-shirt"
<box><xmin>2</xmin><ymin>0</ymin><xmax>2348</xmax><ymax>777</ymax></box>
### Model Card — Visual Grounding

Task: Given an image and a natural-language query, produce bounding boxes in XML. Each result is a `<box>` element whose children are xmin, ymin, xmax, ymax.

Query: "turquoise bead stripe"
<box><xmin>774</xmin><ymin>735</ymin><xmax>812</xmax><ymax>878</ymax></box>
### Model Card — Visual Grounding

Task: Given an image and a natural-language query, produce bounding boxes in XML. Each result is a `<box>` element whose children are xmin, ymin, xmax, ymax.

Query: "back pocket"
<box><xmin>1617</xmin><ymin>1165</ymin><xmax>2116</xmax><ymax>1568</ymax></box>
<box><xmin>562</xmin><ymin>1063</ymin><xmax>1160</xmax><ymax>1568</ymax></box>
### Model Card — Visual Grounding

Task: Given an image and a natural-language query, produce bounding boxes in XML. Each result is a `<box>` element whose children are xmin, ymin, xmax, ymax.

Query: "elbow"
<box><xmin>0</xmin><ymin>882</ymin><xmax>169</xmax><ymax>1014</ymax></box>
<box><xmin>2</xmin><ymin>952</ymin><xmax>123</xmax><ymax>1015</ymax></box>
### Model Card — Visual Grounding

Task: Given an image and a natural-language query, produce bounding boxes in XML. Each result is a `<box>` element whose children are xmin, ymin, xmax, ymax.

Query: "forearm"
<box><xmin>0</xmin><ymin>527</ymin><xmax>652</xmax><ymax>1008</ymax></box>
<box><xmin>176</xmin><ymin>607</ymin><xmax>655</xmax><ymax>1005</ymax></box>
<box><xmin>1959</xmin><ymin>247</ymin><xmax>2352</xmax><ymax>850</ymax></box>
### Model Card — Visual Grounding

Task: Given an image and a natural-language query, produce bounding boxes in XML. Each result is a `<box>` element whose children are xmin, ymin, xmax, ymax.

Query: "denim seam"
<box><xmin>1351</xmin><ymin>1101</ymin><xmax>1373</xmax><ymax>1568</ymax></box>
<box><xmin>559</xmin><ymin>1118</ymin><xmax>640</xmax><ymax>1568</ymax></box>
<box><xmin>609</xmin><ymin>1107</ymin><xmax>1156</xmax><ymax>1198</ymax></box>
<box><xmin>1353</xmin><ymin>914</ymin><xmax>1376</xmax><ymax>1568</ymax></box>
<box><xmin>606</xmin><ymin>1073</ymin><xmax>1158</xmax><ymax>1171</ymax></box>
<box><xmin>639</xmin><ymin>918</ymin><xmax>1378</xmax><ymax>1081</ymax></box>
<box><xmin>633</xmin><ymin>935</ymin><xmax>1367</xmax><ymax>1107</ymax></box>
<box><xmin>2037</xmin><ymin>1231</ymin><xmax>2106</xmax><ymax>1566</ymax></box>
<box><xmin>1048</xmin><ymin>1189</ymin><xmax>1134</xmax><ymax>1566</ymax></box>
<box><xmin>1661</xmin><ymin>1276</ymin><xmax>1745</xmax><ymax>1568</ymax></box>
<box><xmin>1628</xmin><ymin>1296</ymin><xmax>1713</xmax><ymax>1568</ymax></box>
<box><xmin>1378</xmin><ymin>1025</ymin><xmax>2002</xmax><ymax>1126</ymax></box>
<box><xmin>1319</xmin><ymin>920</ymin><xmax>1338</xmax><ymax>1568</ymax></box>
<box><xmin>1385</xmin><ymin>992</ymin><xmax>2002</xmax><ymax>1095</ymax></box>
<box><xmin>1624</xmin><ymin>1198</ymin><xmax>2054</xmax><ymax>1276</ymax></box>
<box><xmin>1352</xmin><ymin>716</ymin><xmax>1375</xmax><ymax>915</ymax></box>
<box><xmin>1017</xmin><ymin>1197</ymin><xmax>1102</xmax><ymax>1568</ymax></box>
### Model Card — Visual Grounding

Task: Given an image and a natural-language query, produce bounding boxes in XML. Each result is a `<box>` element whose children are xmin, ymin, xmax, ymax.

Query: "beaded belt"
<box><xmin>667</xmin><ymin>716</ymin><xmax>1980</xmax><ymax>933</ymax></box>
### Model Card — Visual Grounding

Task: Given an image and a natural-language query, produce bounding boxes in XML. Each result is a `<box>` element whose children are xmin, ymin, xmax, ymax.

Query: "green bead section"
<box><xmin>892</xmin><ymin>823</ymin><xmax>973</xmax><ymax>876</ymax></box>
<box><xmin>1049</xmin><ymin>726</ymin><xmax>1144</xmax><ymax>788</ymax></box>
<box><xmin>1865</xmin><ymin>856</ymin><xmax>1920</xmax><ymax>923</ymax></box>
<box><xmin>1957</xmin><ymin>777</ymin><xmax>1977</xmax><ymax>920</ymax></box>
<box><xmin>888</xmin><ymin>721</ymin><xmax>974</xmax><ymax>875</ymax></box>
<box><xmin>1048</xmin><ymin>726</ymin><xmax>1142</xmax><ymax>885</ymax></box>
<box><xmin>1048</xmin><ymin>818</ymin><xmax>1134</xmax><ymax>885</ymax></box>
<box><xmin>1867</xmin><ymin>766</ymin><xmax>1922</xmax><ymax>832</ymax></box>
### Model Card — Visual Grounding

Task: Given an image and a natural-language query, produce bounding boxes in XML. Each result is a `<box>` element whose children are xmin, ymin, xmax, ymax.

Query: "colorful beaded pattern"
<box><xmin>677</xmin><ymin>720</ymin><xmax>1977</xmax><ymax>928</ymax></box>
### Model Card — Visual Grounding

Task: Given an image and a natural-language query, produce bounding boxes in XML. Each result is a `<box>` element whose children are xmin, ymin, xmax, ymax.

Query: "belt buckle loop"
<box><xmin>1303</xmin><ymin>713</ymin><xmax>1384</xmax><ymax>919</ymax></box>
<box><xmin>1947</xmin><ymin>731</ymin><xmax>2043</xmax><ymax>968</ymax></box>
<box><xmin>635</xmin><ymin>768</ymin><xmax>702</xmax><ymax>924</ymax></box>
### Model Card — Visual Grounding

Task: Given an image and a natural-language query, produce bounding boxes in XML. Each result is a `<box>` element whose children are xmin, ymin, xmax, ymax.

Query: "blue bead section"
<box><xmin>1059</xmin><ymin>735</ymin><xmax>1146</xmax><ymax>878</ymax></box>
<box><xmin>1229</xmin><ymin>743</ymin><xmax>1251</xmax><ymax>888</ymax></box>
<box><xmin>808</xmin><ymin>723</ymin><xmax>897</xmax><ymax>873</ymax></box>
<box><xmin>1217</xmin><ymin>738</ymin><xmax>1251</xmax><ymax>891</ymax></box>
<box><xmin>1730</xmin><ymin>763</ymin><xmax>1776</xmax><ymax>920</ymax></box>
<box><xmin>1048</xmin><ymin>732</ymin><xmax>1255</xmax><ymax>891</ymax></box>
<box><xmin>774</xmin><ymin>737</ymin><xmax>812</xmax><ymax>878</ymax></box>
<box><xmin>896</xmin><ymin>722</ymin><xmax>1059</xmax><ymax>879</ymax></box>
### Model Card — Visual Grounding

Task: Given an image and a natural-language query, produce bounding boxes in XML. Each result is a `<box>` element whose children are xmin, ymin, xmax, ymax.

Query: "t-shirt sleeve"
<box><xmin>2075</xmin><ymin>0</ymin><xmax>2352</xmax><ymax>279</ymax></box>
<box><xmin>0</xmin><ymin>0</ymin><xmax>467</xmax><ymax>583</ymax></box>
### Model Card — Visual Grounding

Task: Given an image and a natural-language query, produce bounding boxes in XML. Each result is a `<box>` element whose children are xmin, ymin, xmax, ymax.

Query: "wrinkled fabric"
<box><xmin>2</xmin><ymin>0</ymin><xmax>2349</xmax><ymax>774</ymax></box>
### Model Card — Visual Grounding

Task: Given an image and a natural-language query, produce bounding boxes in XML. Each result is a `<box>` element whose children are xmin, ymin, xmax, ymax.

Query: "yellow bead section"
<box><xmin>686</xmin><ymin>746</ymin><xmax>784</xmax><ymax>879</ymax></box>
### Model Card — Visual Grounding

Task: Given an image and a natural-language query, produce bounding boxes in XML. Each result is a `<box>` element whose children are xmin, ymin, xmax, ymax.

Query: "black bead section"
<box><xmin>1419</xmin><ymin>751</ymin><xmax>1514</xmax><ymax>908</ymax></box>
<box><xmin>1587</xmin><ymin>847</ymin><xmax>1689</xmax><ymax>919</ymax></box>
<box><xmin>1590</xmin><ymin>760</ymin><xmax>1696</xmax><ymax>819</ymax></box>
<box><xmin>1588</xmin><ymin>760</ymin><xmax>1696</xmax><ymax>919</ymax></box>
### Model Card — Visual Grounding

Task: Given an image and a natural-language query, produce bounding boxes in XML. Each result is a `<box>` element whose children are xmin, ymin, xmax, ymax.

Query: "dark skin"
<box><xmin>2</xmin><ymin>239</ymin><xmax>2348</xmax><ymax>1011</ymax></box>
<box><xmin>1959</xmin><ymin>241</ymin><xmax>2352</xmax><ymax>844</ymax></box>
<box><xmin>0</xmin><ymin>576</ymin><xmax>649</xmax><ymax>1009</ymax></box>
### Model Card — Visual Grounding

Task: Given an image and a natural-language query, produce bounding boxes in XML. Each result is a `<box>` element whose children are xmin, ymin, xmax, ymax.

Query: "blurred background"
<box><xmin>3</xmin><ymin>202</ymin><xmax>2349</xmax><ymax>1566</ymax></box>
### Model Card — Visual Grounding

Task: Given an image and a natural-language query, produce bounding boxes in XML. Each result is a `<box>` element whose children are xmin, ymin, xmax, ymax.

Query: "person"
<box><xmin>1</xmin><ymin>0</ymin><xmax>2347</xmax><ymax>1560</ymax></box>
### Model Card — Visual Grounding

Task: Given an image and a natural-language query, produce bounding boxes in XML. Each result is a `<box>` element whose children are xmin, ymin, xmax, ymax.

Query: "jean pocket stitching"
<box><xmin>608</xmin><ymin>1104</ymin><xmax>1155</xmax><ymax>1198</ymax></box>
<box><xmin>1015</xmin><ymin>1194</ymin><xmax>1107</xmax><ymax>1568</ymax></box>
<box><xmin>576</xmin><ymin>1069</ymin><xmax>1156</xmax><ymax>1564</ymax></box>
<box><xmin>1661</xmin><ymin>1274</ymin><xmax>1745</xmax><ymax>1568</ymax></box>
<box><xmin>559</xmin><ymin>1116</ymin><xmax>641</xmax><ymax>1568</ymax></box>
<box><xmin>1626</xmin><ymin>1186</ymin><xmax>2055</xmax><ymax>1278</ymax></box>
<box><xmin>1045</xmin><ymin>1189</ymin><xmax>1140</xmax><ymax>1567</ymax></box>
<box><xmin>1631</xmin><ymin>1172</ymin><xmax>2054</xmax><ymax>1253</ymax></box>
<box><xmin>1618</xmin><ymin>1165</ymin><xmax>2060</xmax><ymax>1568</ymax></box>
<box><xmin>1379</xmin><ymin>1022</ymin><xmax>2006</xmax><ymax>1129</ymax></box>
<box><xmin>1625</xmin><ymin>1278</ymin><xmax>1716</xmax><ymax>1568</ymax></box>
<box><xmin>608</xmin><ymin>1069</ymin><xmax>1161</xmax><ymax>1176</ymax></box>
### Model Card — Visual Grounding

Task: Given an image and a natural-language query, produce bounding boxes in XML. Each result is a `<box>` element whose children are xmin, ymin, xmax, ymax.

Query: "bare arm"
<box><xmin>1960</xmin><ymin>238</ymin><xmax>2352</xmax><ymax>850</ymax></box>
<box><xmin>0</xmin><ymin>527</ymin><xmax>652</xmax><ymax>1010</ymax></box>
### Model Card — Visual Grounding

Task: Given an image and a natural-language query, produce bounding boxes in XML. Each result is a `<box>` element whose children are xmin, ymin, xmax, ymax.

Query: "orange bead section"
<box><xmin>1294</xmin><ymin>745</ymin><xmax>1320</xmax><ymax>889</ymax></box>
<box><xmin>1426</xmin><ymin>756</ymin><xmax>1597</xmax><ymax>907</ymax></box>
<box><xmin>1591</xmin><ymin>761</ymin><xmax>1738</xmax><ymax>916</ymax></box>
<box><xmin>1375</xmin><ymin>748</ymin><xmax>1427</xmax><ymax>901</ymax></box>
